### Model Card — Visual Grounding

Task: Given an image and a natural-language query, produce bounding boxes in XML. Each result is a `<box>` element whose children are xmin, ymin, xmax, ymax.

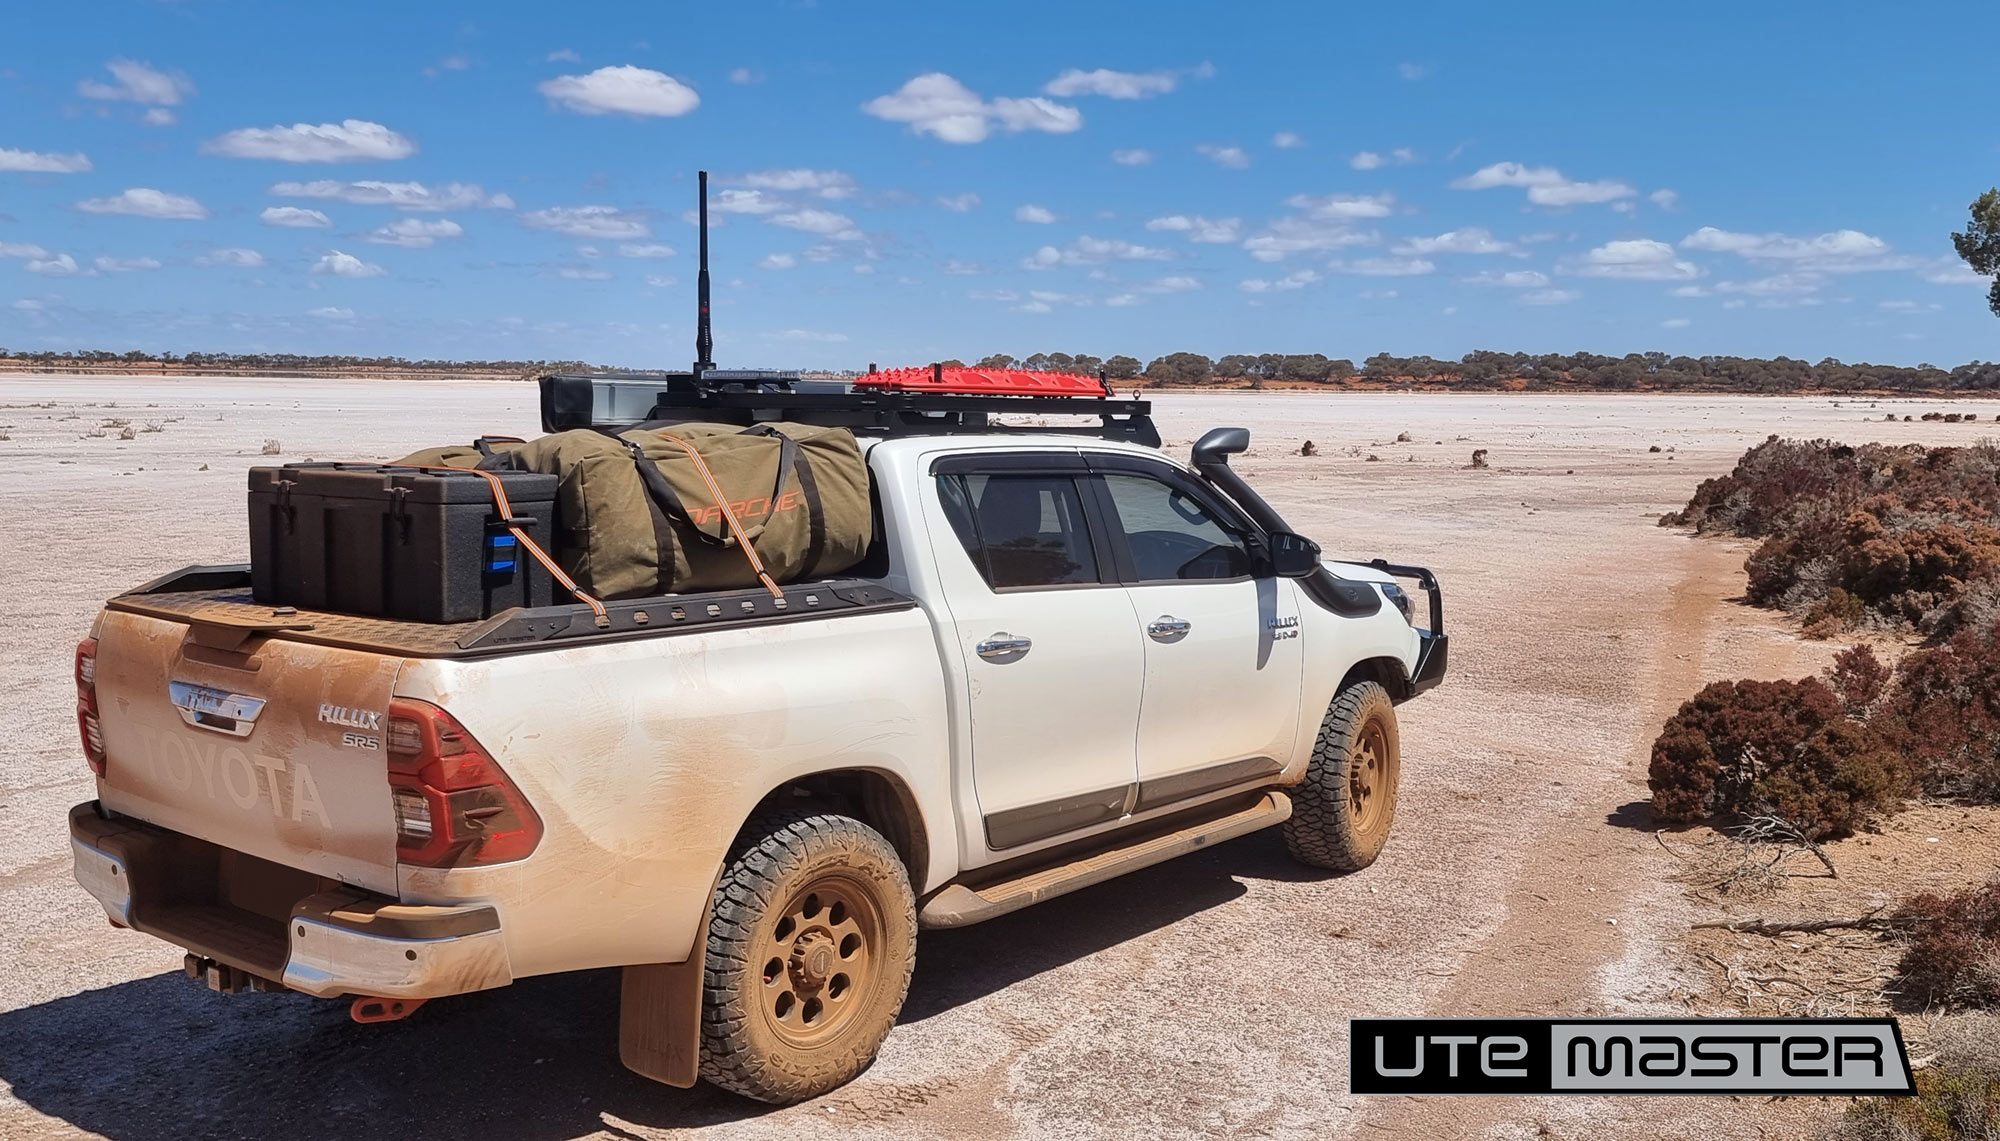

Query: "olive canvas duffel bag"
<box><xmin>399</xmin><ymin>422</ymin><xmax>871</xmax><ymax>600</ymax></box>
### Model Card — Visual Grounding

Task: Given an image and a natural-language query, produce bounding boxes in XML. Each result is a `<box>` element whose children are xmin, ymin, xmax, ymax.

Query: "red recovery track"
<box><xmin>857</xmin><ymin>366</ymin><xmax>1114</xmax><ymax>398</ymax></box>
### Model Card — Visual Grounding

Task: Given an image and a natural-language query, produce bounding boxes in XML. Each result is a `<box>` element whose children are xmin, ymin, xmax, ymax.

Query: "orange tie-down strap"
<box><xmin>652</xmin><ymin>430</ymin><xmax>785</xmax><ymax>600</ymax></box>
<box><xmin>387</xmin><ymin>464</ymin><xmax>611</xmax><ymax>629</ymax></box>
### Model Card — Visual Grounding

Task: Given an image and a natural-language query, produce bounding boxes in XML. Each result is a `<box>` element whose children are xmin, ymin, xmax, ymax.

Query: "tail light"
<box><xmin>76</xmin><ymin>638</ymin><xmax>106</xmax><ymax>777</ymax></box>
<box><xmin>385</xmin><ymin>698</ymin><xmax>542</xmax><ymax>868</ymax></box>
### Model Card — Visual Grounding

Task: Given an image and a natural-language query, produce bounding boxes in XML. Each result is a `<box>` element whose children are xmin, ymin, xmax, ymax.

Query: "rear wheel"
<box><xmin>699</xmin><ymin>809</ymin><xmax>916</xmax><ymax>1104</ymax></box>
<box><xmin>1284</xmin><ymin>681</ymin><xmax>1401</xmax><ymax>871</ymax></box>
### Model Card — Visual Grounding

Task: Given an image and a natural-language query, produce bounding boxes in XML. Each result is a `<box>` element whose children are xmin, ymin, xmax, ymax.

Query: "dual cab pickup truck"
<box><xmin>70</xmin><ymin>412</ymin><xmax>1446</xmax><ymax>1104</ymax></box>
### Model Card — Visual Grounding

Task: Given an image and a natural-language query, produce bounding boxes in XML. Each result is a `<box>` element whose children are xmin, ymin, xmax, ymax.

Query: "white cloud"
<box><xmin>1196</xmin><ymin>143</ymin><xmax>1249</xmax><ymax>168</ymax></box>
<box><xmin>1239</xmin><ymin>269</ymin><xmax>1321</xmax><ymax>293</ymax></box>
<box><xmin>644</xmin><ymin>274</ymin><xmax>676</xmax><ymax>287</ymax></box>
<box><xmin>1015</xmin><ymin>204</ymin><xmax>1057</xmax><ymax>224</ymax></box>
<box><xmin>367</xmin><ymin>217</ymin><xmax>464</xmax><ymax>248</ymax></box>
<box><xmin>1284</xmin><ymin>192</ymin><xmax>1396</xmax><ymax>220</ymax></box>
<box><xmin>269</xmin><ymin>180</ymin><xmax>512</xmax><ymax>210</ymax></box>
<box><xmin>728</xmin><ymin>67</ymin><xmax>762</xmax><ymax>84</ymax></box>
<box><xmin>1650</xmin><ymin>189</ymin><xmax>1679</xmax><ymax>210</ymax></box>
<box><xmin>76</xmin><ymin>187</ymin><xmax>207</xmax><ymax>219</ymax></box>
<box><xmin>0</xmin><ymin>148</ymin><xmax>92</xmax><ymax>174</ymax></box>
<box><xmin>1880</xmin><ymin>300</ymin><xmax>1942</xmax><ymax>312</ymax></box>
<box><xmin>618</xmin><ymin>242</ymin><xmax>673</xmax><ymax>258</ymax></box>
<box><xmin>740</xmin><ymin>169</ymin><xmax>856</xmax><ymax>199</ymax></box>
<box><xmin>312</xmin><ymin>250</ymin><xmax>386</xmax><ymax>277</ymax></box>
<box><xmin>1921</xmin><ymin>260</ymin><xmax>1987</xmax><ymax>285</ymax></box>
<box><xmin>1679</xmin><ymin>226</ymin><xmax>1898</xmax><ymax>273</ymax></box>
<box><xmin>1350</xmin><ymin>148</ymin><xmax>1416</xmax><ymax>171</ymax></box>
<box><xmin>522</xmin><ymin>205</ymin><xmax>650</xmax><ymax>239</ymax></box>
<box><xmin>195</xmin><ymin>247</ymin><xmax>264</xmax><ymax>267</ymax></box>
<box><xmin>1144</xmin><ymin>275</ymin><xmax>1201</xmax><ymax>292</ymax></box>
<box><xmin>1105</xmin><ymin>293</ymin><xmax>1141</xmax><ymax>307</ymax></box>
<box><xmin>852</xmin><ymin>263</ymin><xmax>875</xmax><ymax>275</ymax></box>
<box><xmin>538</xmin><ymin>65</ymin><xmax>699</xmax><ymax>117</ymax></box>
<box><xmin>1463</xmin><ymin>269</ymin><xmax>1550</xmax><ymax>288</ymax></box>
<box><xmin>766</xmin><ymin>329</ymin><xmax>849</xmax><ymax>342</ymax></box>
<box><xmin>261</xmin><ymin>206</ymin><xmax>331</xmax><ymax>228</ymax></box>
<box><xmin>0</xmin><ymin>242</ymin><xmax>50</xmax><ymax>259</ymax></box>
<box><xmin>1569</xmin><ymin>238</ymin><xmax>1700</xmax><ymax>280</ymax></box>
<box><xmin>1661</xmin><ymin>317</ymin><xmax>1691</xmax><ymax>328</ymax></box>
<box><xmin>936</xmin><ymin>192</ymin><xmax>981</xmax><ymax>212</ymax></box>
<box><xmin>308</xmin><ymin>306</ymin><xmax>355</xmax><ymax>319</ymax></box>
<box><xmin>943</xmin><ymin>259</ymin><xmax>984</xmax><ymax>275</ymax></box>
<box><xmin>1392</xmin><ymin>227</ymin><xmax>1515</xmax><ymax>256</ymax></box>
<box><xmin>1714</xmin><ymin>274</ymin><xmax>1823</xmax><ymax>297</ymax></box>
<box><xmin>1016</xmin><ymin>300</ymin><xmax>1053</xmax><ymax>314</ymax></box>
<box><xmin>547</xmin><ymin>49</ymin><xmax>581</xmax><ymax>63</ymax></box>
<box><xmin>1145</xmin><ymin>214</ymin><xmax>1241</xmax><ymax>243</ymax></box>
<box><xmin>203</xmin><ymin>120</ymin><xmax>415</xmax><ymax>163</ymax></box>
<box><xmin>1398</xmin><ymin>62</ymin><xmax>1429</xmax><ymax>80</ymax></box>
<box><xmin>1111</xmin><ymin>148</ymin><xmax>1153</xmax><ymax>166</ymax></box>
<box><xmin>1334</xmin><ymin>256</ymin><xmax>1435</xmax><ymax>277</ymax></box>
<box><xmin>27</xmin><ymin>254</ymin><xmax>81</xmax><ymax>277</ymax></box>
<box><xmin>1042</xmin><ymin>68</ymin><xmax>1177</xmax><ymax>99</ymax></box>
<box><xmin>1023</xmin><ymin>235</ymin><xmax>1172</xmax><ymax>269</ymax></box>
<box><xmin>1452</xmin><ymin>162</ymin><xmax>1636</xmax><ymax>207</ymax></box>
<box><xmin>1241</xmin><ymin>193</ymin><xmax>1394</xmax><ymax>262</ymax></box>
<box><xmin>77</xmin><ymin>59</ymin><xmax>192</xmax><ymax>105</ymax></box>
<box><xmin>1273</xmin><ymin>131</ymin><xmax>1304</xmax><ymax>149</ymax></box>
<box><xmin>770</xmin><ymin>208</ymin><xmax>860</xmax><ymax>240</ymax></box>
<box><xmin>1669</xmin><ymin>285</ymin><xmax>1710</xmax><ymax>297</ymax></box>
<box><xmin>544</xmin><ymin>265</ymin><xmax>611</xmax><ymax>280</ymax></box>
<box><xmin>713</xmin><ymin>188</ymin><xmax>785</xmax><ymax>214</ymax></box>
<box><xmin>863</xmin><ymin>73</ymin><xmax>1080</xmax><ymax>143</ymax></box>
<box><xmin>966</xmin><ymin>289</ymin><xmax>1018</xmax><ymax>301</ymax></box>
<box><xmin>92</xmin><ymin>255</ymin><xmax>160</xmax><ymax>273</ymax></box>
<box><xmin>1521</xmin><ymin>288</ymin><xmax>1580</xmax><ymax>305</ymax></box>
<box><xmin>759</xmin><ymin>253</ymin><xmax>797</xmax><ymax>269</ymax></box>
<box><xmin>142</xmin><ymin>108</ymin><xmax>175</xmax><ymax>126</ymax></box>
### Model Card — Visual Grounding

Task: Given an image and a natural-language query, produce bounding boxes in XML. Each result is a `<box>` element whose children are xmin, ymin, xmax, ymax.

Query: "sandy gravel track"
<box><xmin>0</xmin><ymin>378</ymin><xmax>1978</xmax><ymax>1140</ymax></box>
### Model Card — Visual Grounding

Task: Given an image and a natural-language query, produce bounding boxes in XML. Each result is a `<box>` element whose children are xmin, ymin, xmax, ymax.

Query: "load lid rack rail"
<box><xmin>539</xmin><ymin>366</ymin><xmax>1160</xmax><ymax>447</ymax></box>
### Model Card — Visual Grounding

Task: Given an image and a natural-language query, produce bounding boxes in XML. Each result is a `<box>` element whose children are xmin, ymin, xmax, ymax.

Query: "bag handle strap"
<box><xmin>653</xmin><ymin>430</ymin><xmax>785</xmax><ymax>600</ymax></box>
<box><xmin>737</xmin><ymin>424</ymin><xmax>827</xmax><ymax>573</ymax></box>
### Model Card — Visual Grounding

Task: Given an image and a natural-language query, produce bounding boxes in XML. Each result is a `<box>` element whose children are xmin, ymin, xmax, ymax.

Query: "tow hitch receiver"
<box><xmin>182</xmin><ymin>954</ymin><xmax>281</xmax><ymax>994</ymax></box>
<box><xmin>351</xmin><ymin>996</ymin><xmax>428</xmax><ymax>1023</ymax></box>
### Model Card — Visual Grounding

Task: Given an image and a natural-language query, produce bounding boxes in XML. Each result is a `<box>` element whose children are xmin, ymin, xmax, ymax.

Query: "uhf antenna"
<box><xmin>694</xmin><ymin>170</ymin><xmax>714</xmax><ymax>380</ymax></box>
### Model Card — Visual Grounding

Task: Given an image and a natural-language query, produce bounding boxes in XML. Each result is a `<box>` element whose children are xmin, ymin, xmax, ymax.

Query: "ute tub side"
<box><xmin>389</xmin><ymin>604</ymin><xmax>953</xmax><ymax>980</ymax></box>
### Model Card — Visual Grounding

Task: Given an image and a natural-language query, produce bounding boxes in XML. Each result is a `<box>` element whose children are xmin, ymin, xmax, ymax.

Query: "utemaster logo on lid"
<box><xmin>1349</xmin><ymin>1018</ymin><xmax>1915</xmax><ymax>1096</ymax></box>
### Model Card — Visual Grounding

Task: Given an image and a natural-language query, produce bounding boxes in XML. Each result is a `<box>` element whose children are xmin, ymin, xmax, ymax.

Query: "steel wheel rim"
<box><xmin>755</xmin><ymin>871</ymin><xmax>883</xmax><ymax>1049</ymax></box>
<box><xmin>1349</xmin><ymin>719</ymin><xmax>1392</xmax><ymax>837</ymax></box>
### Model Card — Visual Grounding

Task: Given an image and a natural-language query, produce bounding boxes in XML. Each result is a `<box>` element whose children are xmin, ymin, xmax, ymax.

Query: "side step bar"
<box><xmin>918</xmin><ymin>790</ymin><xmax>1291</xmax><ymax>929</ymax></box>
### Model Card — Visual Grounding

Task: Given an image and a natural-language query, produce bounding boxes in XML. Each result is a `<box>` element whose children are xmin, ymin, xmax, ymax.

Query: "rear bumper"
<box><xmin>70</xmin><ymin>801</ymin><xmax>512</xmax><ymax>1000</ymax></box>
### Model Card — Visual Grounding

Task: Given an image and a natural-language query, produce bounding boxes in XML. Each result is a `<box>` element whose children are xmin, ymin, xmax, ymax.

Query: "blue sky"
<box><xmin>1</xmin><ymin>0</ymin><xmax>1995</xmax><ymax>369</ymax></box>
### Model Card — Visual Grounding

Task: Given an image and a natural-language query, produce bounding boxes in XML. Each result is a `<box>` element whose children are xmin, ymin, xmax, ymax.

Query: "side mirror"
<box><xmin>1266</xmin><ymin>530</ymin><xmax>1322</xmax><ymax>578</ymax></box>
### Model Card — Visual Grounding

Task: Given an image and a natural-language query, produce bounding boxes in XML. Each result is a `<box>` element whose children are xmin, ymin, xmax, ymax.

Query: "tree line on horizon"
<box><xmin>9</xmin><ymin>345</ymin><xmax>2000</xmax><ymax>394</ymax></box>
<box><xmin>954</xmin><ymin>350</ymin><xmax>2000</xmax><ymax>393</ymax></box>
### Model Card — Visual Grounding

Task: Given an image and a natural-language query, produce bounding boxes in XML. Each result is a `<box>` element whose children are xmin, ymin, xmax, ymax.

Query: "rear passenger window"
<box><xmin>936</xmin><ymin>473</ymin><xmax>1100</xmax><ymax>589</ymax></box>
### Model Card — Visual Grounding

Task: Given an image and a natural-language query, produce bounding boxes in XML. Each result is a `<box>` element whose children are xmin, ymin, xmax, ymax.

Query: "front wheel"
<box><xmin>1284</xmin><ymin>680</ymin><xmax>1401</xmax><ymax>871</ymax></box>
<box><xmin>698</xmin><ymin>809</ymin><xmax>916</xmax><ymax>1104</ymax></box>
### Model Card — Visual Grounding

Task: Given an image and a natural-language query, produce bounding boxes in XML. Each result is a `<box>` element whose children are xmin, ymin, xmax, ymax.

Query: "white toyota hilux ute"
<box><xmin>69</xmin><ymin>421</ymin><xmax>1448</xmax><ymax>1104</ymax></box>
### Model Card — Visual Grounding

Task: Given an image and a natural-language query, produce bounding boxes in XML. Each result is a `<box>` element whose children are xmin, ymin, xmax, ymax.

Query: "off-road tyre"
<box><xmin>1283</xmin><ymin>681</ymin><xmax>1401</xmax><ymax>871</ymax></box>
<box><xmin>698</xmin><ymin>808</ymin><xmax>917</xmax><ymax>1104</ymax></box>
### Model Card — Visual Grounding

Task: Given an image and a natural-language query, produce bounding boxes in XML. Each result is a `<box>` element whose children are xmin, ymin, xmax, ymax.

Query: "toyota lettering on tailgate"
<box><xmin>146</xmin><ymin>679</ymin><xmax>336</xmax><ymax>826</ymax></box>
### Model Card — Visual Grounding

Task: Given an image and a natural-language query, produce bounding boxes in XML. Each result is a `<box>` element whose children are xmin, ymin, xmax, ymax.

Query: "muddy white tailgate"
<box><xmin>92</xmin><ymin>609</ymin><xmax>402</xmax><ymax>894</ymax></box>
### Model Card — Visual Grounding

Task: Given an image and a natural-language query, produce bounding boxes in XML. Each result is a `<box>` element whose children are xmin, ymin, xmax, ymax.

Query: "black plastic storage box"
<box><xmin>248</xmin><ymin>463</ymin><xmax>560</xmax><ymax>623</ymax></box>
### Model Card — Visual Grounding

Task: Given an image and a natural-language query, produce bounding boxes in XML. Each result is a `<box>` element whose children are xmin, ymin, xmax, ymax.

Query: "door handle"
<box><xmin>1148</xmin><ymin>616</ymin><xmax>1191</xmax><ymax>640</ymax></box>
<box><xmin>976</xmin><ymin>633</ymin><xmax>1032</xmax><ymax>660</ymax></box>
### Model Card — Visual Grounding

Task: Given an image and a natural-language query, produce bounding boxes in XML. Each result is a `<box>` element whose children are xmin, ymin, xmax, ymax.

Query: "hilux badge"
<box><xmin>317</xmin><ymin>703</ymin><xmax>383</xmax><ymax>731</ymax></box>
